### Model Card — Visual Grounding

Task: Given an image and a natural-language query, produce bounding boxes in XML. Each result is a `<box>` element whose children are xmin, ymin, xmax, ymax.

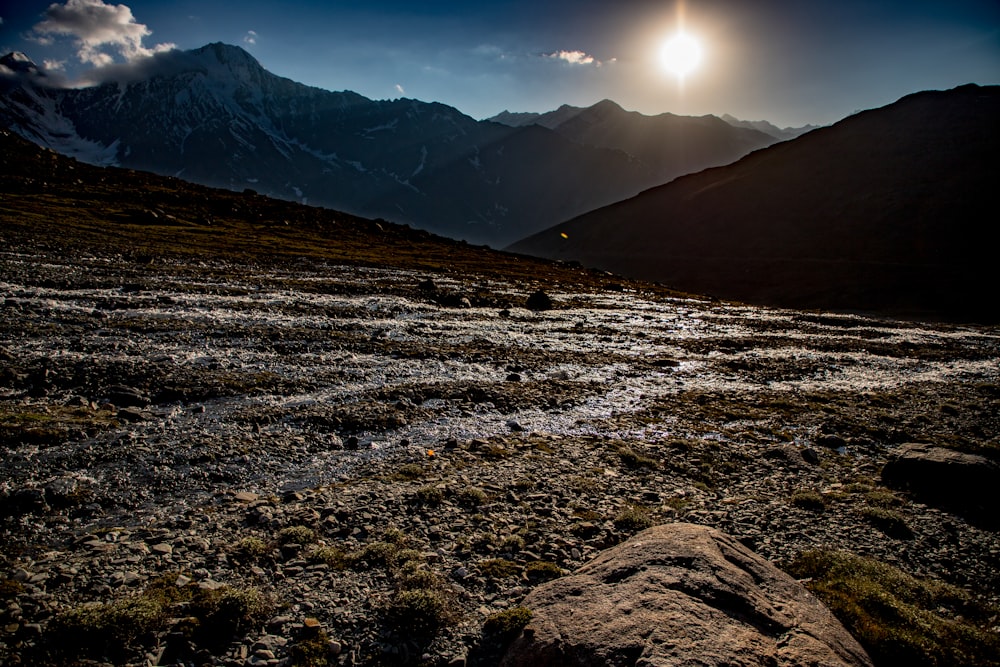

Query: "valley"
<box><xmin>1</xmin><ymin>131</ymin><xmax>998</xmax><ymax>666</ymax></box>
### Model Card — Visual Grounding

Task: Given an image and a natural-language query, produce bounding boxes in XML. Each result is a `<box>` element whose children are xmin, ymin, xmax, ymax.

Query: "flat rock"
<box><xmin>501</xmin><ymin>523</ymin><xmax>872</xmax><ymax>667</ymax></box>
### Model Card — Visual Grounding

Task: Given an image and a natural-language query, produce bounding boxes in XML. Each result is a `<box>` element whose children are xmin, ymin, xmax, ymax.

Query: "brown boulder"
<box><xmin>881</xmin><ymin>442</ymin><xmax>1000</xmax><ymax>522</ymax></box>
<box><xmin>501</xmin><ymin>523</ymin><xmax>872</xmax><ymax>667</ymax></box>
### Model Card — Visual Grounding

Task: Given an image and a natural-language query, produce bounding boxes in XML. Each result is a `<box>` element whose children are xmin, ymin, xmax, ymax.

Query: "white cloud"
<box><xmin>548</xmin><ymin>50</ymin><xmax>596</xmax><ymax>66</ymax></box>
<box><xmin>243</xmin><ymin>30</ymin><xmax>257</xmax><ymax>45</ymax></box>
<box><xmin>43</xmin><ymin>58</ymin><xmax>67</xmax><ymax>71</ymax></box>
<box><xmin>395</xmin><ymin>83</ymin><xmax>405</xmax><ymax>95</ymax></box>
<box><xmin>31</xmin><ymin>0</ymin><xmax>175</xmax><ymax>66</ymax></box>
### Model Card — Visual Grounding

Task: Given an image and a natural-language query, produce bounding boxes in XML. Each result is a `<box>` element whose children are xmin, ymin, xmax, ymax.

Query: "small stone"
<box><xmin>151</xmin><ymin>543</ymin><xmax>173</xmax><ymax>555</ymax></box>
<box><xmin>234</xmin><ymin>491</ymin><xmax>260</xmax><ymax>503</ymax></box>
<box><xmin>526</xmin><ymin>290</ymin><xmax>554</xmax><ymax>311</ymax></box>
<box><xmin>117</xmin><ymin>407</ymin><xmax>149</xmax><ymax>422</ymax></box>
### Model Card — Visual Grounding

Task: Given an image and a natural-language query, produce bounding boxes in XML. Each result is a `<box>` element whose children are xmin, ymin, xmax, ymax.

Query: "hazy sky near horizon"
<box><xmin>1</xmin><ymin>0</ymin><xmax>998</xmax><ymax>127</ymax></box>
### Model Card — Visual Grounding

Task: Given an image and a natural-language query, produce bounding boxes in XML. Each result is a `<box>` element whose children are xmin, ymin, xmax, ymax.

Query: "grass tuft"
<box><xmin>483</xmin><ymin>606</ymin><xmax>532</xmax><ymax>638</ymax></box>
<box><xmin>785</xmin><ymin>550</ymin><xmax>1000</xmax><ymax>667</ymax></box>
<box><xmin>613</xmin><ymin>504</ymin><xmax>654</xmax><ymax>533</ymax></box>
<box><xmin>790</xmin><ymin>488</ymin><xmax>827</xmax><ymax>511</ymax></box>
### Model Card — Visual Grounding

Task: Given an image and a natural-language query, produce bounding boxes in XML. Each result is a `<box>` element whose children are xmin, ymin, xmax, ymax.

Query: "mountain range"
<box><xmin>0</xmin><ymin>43</ymin><xmax>780</xmax><ymax>247</ymax></box>
<box><xmin>488</xmin><ymin>102</ymin><xmax>813</xmax><ymax>178</ymax></box>
<box><xmin>509</xmin><ymin>84</ymin><xmax>1000</xmax><ymax>321</ymax></box>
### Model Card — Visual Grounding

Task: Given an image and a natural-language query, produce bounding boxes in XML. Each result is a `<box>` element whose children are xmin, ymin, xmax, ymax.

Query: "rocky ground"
<box><xmin>0</xmin><ymin>131</ymin><xmax>998</xmax><ymax>666</ymax></box>
<box><xmin>1</xmin><ymin>240</ymin><xmax>999</xmax><ymax>666</ymax></box>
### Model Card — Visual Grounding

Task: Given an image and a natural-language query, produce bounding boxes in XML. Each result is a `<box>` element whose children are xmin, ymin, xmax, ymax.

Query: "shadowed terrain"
<box><xmin>509</xmin><ymin>85</ymin><xmax>1000</xmax><ymax>322</ymax></box>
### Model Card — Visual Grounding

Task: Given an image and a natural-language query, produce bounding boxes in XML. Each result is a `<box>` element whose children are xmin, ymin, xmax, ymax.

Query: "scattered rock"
<box><xmin>501</xmin><ymin>523</ymin><xmax>873</xmax><ymax>667</ymax></box>
<box><xmin>525</xmin><ymin>290</ymin><xmax>553</xmax><ymax>311</ymax></box>
<box><xmin>107</xmin><ymin>386</ymin><xmax>151</xmax><ymax>408</ymax></box>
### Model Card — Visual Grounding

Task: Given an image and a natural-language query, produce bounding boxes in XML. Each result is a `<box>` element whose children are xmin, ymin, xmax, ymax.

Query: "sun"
<box><xmin>660</xmin><ymin>32</ymin><xmax>702</xmax><ymax>79</ymax></box>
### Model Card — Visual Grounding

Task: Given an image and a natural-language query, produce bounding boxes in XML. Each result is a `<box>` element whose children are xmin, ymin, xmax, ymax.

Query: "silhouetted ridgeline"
<box><xmin>509</xmin><ymin>85</ymin><xmax>1000</xmax><ymax>322</ymax></box>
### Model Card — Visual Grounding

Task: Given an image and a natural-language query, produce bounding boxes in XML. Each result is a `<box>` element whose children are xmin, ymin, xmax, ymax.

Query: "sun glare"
<box><xmin>661</xmin><ymin>32</ymin><xmax>702</xmax><ymax>79</ymax></box>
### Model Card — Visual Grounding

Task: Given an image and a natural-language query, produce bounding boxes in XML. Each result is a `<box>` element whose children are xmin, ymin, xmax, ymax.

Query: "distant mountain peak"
<box><xmin>1</xmin><ymin>52</ymin><xmax>43</xmax><ymax>77</ymax></box>
<box><xmin>194</xmin><ymin>42</ymin><xmax>261</xmax><ymax>67</ymax></box>
<box><xmin>591</xmin><ymin>99</ymin><xmax>625</xmax><ymax>112</ymax></box>
<box><xmin>721</xmin><ymin>113</ymin><xmax>818</xmax><ymax>140</ymax></box>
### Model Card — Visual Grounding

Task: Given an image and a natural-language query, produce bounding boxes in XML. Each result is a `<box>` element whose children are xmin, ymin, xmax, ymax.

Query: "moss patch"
<box><xmin>784</xmin><ymin>550</ymin><xmax>1000</xmax><ymax>667</ymax></box>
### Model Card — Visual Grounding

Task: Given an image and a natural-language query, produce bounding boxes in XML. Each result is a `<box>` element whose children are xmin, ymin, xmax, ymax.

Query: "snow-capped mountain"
<box><xmin>1</xmin><ymin>43</ymin><xmax>772</xmax><ymax>246</ymax></box>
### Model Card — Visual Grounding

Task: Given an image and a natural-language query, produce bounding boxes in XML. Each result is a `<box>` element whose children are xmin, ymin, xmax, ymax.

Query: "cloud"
<box><xmin>544</xmin><ymin>50</ymin><xmax>615</xmax><ymax>68</ymax></box>
<box><xmin>395</xmin><ymin>83</ymin><xmax>405</xmax><ymax>95</ymax></box>
<box><xmin>31</xmin><ymin>0</ymin><xmax>175</xmax><ymax>66</ymax></box>
<box><xmin>43</xmin><ymin>59</ymin><xmax>67</xmax><ymax>71</ymax></box>
<box><xmin>549</xmin><ymin>50</ymin><xmax>595</xmax><ymax>66</ymax></box>
<box><xmin>243</xmin><ymin>30</ymin><xmax>257</xmax><ymax>46</ymax></box>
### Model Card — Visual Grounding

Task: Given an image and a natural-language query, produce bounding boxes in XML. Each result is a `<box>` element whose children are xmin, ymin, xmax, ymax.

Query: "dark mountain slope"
<box><xmin>0</xmin><ymin>127</ymin><xmax>665</xmax><ymax>297</ymax></box>
<box><xmin>509</xmin><ymin>85</ymin><xmax>1000</xmax><ymax>321</ymax></box>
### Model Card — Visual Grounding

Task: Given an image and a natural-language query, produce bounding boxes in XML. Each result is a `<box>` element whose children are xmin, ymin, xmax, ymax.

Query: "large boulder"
<box><xmin>881</xmin><ymin>442</ymin><xmax>1000</xmax><ymax>523</ymax></box>
<box><xmin>501</xmin><ymin>523</ymin><xmax>872</xmax><ymax>667</ymax></box>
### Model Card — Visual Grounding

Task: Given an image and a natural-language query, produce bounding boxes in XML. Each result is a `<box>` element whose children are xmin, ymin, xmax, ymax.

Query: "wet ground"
<box><xmin>1</xmin><ymin>243</ymin><xmax>999</xmax><ymax>665</ymax></box>
<box><xmin>4</xmin><ymin>248</ymin><xmax>996</xmax><ymax>514</ymax></box>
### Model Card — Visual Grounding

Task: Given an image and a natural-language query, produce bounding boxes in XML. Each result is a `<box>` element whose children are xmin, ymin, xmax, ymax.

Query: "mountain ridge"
<box><xmin>1</xmin><ymin>43</ymin><xmax>779</xmax><ymax>247</ymax></box>
<box><xmin>508</xmin><ymin>84</ymin><xmax>1000</xmax><ymax>322</ymax></box>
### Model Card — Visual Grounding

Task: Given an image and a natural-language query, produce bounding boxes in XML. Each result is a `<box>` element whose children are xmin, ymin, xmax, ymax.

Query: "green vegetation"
<box><xmin>483</xmin><ymin>606</ymin><xmax>532</xmax><ymax>639</ymax></box>
<box><xmin>384</xmin><ymin>588</ymin><xmax>455</xmax><ymax>636</ymax></box>
<box><xmin>0</xmin><ymin>404</ymin><xmax>118</xmax><ymax>449</ymax></box>
<box><xmin>412</xmin><ymin>484</ymin><xmax>445</xmax><ymax>506</ymax></box>
<box><xmin>0</xmin><ymin>577</ymin><xmax>25</xmax><ymax>600</ymax></box>
<box><xmin>613</xmin><ymin>504</ymin><xmax>655</xmax><ymax>533</ymax></box>
<box><xmin>350</xmin><ymin>540</ymin><xmax>421</xmax><ymax>570</ymax></box>
<box><xmin>235</xmin><ymin>535</ymin><xmax>271</xmax><ymax>559</ymax></box>
<box><xmin>390</xmin><ymin>462</ymin><xmax>426</xmax><ymax>481</ymax></box>
<box><xmin>499</xmin><ymin>534</ymin><xmax>526</xmax><ymax>552</ymax></box>
<box><xmin>864</xmin><ymin>489</ymin><xmax>904</xmax><ymax>508</ymax></box>
<box><xmin>288</xmin><ymin>628</ymin><xmax>334</xmax><ymax>667</ymax></box>
<box><xmin>479</xmin><ymin>558</ymin><xmax>522</xmax><ymax>579</ymax></box>
<box><xmin>456</xmin><ymin>485</ymin><xmax>489</xmax><ymax>507</ymax></box>
<box><xmin>785</xmin><ymin>550</ymin><xmax>1000</xmax><ymax>667</ymax></box>
<box><xmin>525</xmin><ymin>561</ymin><xmax>563</xmax><ymax>583</ymax></box>
<box><xmin>306</xmin><ymin>545</ymin><xmax>349</xmax><ymax>569</ymax></box>
<box><xmin>277</xmin><ymin>525</ymin><xmax>318</xmax><ymax>545</ymax></box>
<box><xmin>44</xmin><ymin>575</ymin><xmax>273</xmax><ymax>662</ymax></box>
<box><xmin>790</xmin><ymin>488</ymin><xmax>827</xmax><ymax>511</ymax></box>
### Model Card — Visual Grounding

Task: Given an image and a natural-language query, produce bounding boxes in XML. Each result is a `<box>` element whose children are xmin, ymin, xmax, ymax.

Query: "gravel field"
<box><xmin>2</xmin><ymin>242</ymin><xmax>998</xmax><ymax>666</ymax></box>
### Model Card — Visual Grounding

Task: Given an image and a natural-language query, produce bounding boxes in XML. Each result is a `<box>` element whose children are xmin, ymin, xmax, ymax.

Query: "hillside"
<box><xmin>509</xmin><ymin>85</ymin><xmax>1000</xmax><ymax>321</ymax></box>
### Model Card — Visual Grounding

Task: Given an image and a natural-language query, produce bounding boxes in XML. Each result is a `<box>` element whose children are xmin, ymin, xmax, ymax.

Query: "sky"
<box><xmin>1</xmin><ymin>0</ymin><xmax>998</xmax><ymax>127</ymax></box>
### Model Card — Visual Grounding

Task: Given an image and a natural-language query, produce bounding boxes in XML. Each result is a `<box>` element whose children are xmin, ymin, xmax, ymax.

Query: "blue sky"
<box><xmin>1</xmin><ymin>0</ymin><xmax>998</xmax><ymax>127</ymax></box>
